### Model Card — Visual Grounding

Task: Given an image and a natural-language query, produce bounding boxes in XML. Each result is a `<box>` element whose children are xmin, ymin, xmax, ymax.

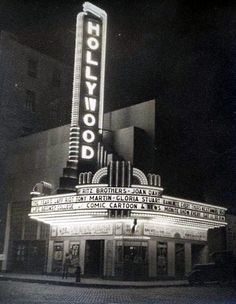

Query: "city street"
<box><xmin>0</xmin><ymin>281</ymin><xmax>235</xmax><ymax>304</ymax></box>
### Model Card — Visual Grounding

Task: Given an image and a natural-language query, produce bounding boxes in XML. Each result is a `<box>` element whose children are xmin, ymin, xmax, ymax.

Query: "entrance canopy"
<box><xmin>29</xmin><ymin>184</ymin><xmax>227</xmax><ymax>230</ymax></box>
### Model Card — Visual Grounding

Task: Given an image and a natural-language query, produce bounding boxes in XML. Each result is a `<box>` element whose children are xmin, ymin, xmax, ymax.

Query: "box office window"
<box><xmin>115</xmin><ymin>241</ymin><xmax>148</xmax><ymax>279</ymax></box>
<box><xmin>116</xmin><ymin>241</ymin><xmax>148</xmax><ymax>262</ymax></box>
<box><xmin>123</xmin><ymin>241</ymin><xmax>148</xmax><ymax>264</ymax></box>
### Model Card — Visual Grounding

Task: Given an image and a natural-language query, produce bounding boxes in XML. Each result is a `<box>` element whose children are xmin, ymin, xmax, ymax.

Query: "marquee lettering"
<box><xmin>85</xmin><ymin>81</ymin><xmax>97</xmax><ymax>95</ymax></box>
<box><xmin>86</xmin><ymin>51</ymin><xmax>98</xmax><ymax>66</ymax></box>
<box><xmin>81</xmin><ymin>145</ymin><xmax>95</xmax><ymax>159</ymax></box>
<box><xmin>85</xmin><ymin>97</ymin><xmax>96</xmax><ymax>111</ymax></box>
<box><xmin>82</xmin><ymin>130</ymin><xmax>95</xmax><ymax>143</ymax></box>
<box><xmin>87</xmin><ymin>21</ymin><xmax>100</xmax><ymax>36</ymax></box>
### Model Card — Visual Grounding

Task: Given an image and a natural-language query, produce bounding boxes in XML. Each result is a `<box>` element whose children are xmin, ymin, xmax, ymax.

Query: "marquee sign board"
<box><xmin>69</xmin><ymin>2</ymin><xmax>107</xmax><ymax>170</ymax></box>
<box><xmin>29</xmin><ymin>185</ymin><xmax>226</xmax><ymax>224</ymax></box>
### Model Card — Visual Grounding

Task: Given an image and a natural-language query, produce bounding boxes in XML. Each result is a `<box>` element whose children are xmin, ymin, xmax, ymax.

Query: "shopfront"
<box><xmin>44</xmin><ymin>222</ymin><xmax>210</xmax><ymax>279</ymax></box>
<box><xmin>29</xmin><ymin>180</ymin><xmax>226</xmax><ymax>279</ymax></box>
<box><xmin>11</xmin><ymin>240</ymin><xmax>46</xmax><ymax>273</ymax></box>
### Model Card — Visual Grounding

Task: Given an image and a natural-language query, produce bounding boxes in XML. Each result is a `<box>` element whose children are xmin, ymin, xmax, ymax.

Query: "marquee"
<box><xmin>29</xmin><ymin>185</ymin><xmax>227</xmax><ymax>228</ymax></box>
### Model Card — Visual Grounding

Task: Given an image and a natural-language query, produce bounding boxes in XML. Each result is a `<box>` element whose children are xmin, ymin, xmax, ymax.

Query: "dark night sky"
<box><xmin>0</xmin><ymin>0</ymin><xmax>235</xmax><ymax>212</ymax></box>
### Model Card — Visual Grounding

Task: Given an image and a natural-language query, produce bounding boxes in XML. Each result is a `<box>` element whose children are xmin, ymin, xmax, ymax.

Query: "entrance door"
<box><xmin>84</xmin><ymin>240</ymin><xmax>104</xmax><ymax>277</ymax></box>
<box><xmin>175</xmin><ymin>243</ymin><xmax>185</xmax><ymax>277</ymax></box>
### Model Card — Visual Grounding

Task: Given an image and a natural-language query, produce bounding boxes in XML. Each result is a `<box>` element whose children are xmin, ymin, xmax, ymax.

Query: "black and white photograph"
<box><xmin>0</xmin><ymin>1</ymin><xmax>235</xmax><ymax>303</ymax></box>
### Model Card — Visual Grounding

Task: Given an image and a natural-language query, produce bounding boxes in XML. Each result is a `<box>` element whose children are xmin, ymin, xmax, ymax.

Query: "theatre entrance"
<box><xmin>115</xmin><ymin>241</ymin><xmax>148</xmax><ymax>280</ymax></box>
<box><xmin>84</xmin><ymin>240</ymin><xmax>104</xmax><ymax>277</ymax></box>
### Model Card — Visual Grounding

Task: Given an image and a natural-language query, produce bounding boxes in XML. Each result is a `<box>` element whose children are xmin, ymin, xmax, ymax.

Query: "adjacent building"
<box><xmin>0</xmin><ymin>31</ymin><xmax>73</xmax><ymax>254</ymax></box>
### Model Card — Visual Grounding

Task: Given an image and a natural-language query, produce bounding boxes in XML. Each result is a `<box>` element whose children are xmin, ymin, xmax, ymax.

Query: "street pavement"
<box><xmin>0</xmin><ymin>273</ymin><xmax>188</xmax><ymax>288</ymax></box>
<box><xmin>0</xmin><ymin>281</ymin><xmax>236</xmax><ymax>304</ymax></box>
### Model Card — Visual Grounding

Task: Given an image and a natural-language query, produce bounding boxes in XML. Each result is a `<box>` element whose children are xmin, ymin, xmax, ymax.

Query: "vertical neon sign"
<box><xmin>69</xmin><ymin>2</ymin><xmax>107</xmax><ymax>172</ymax></box>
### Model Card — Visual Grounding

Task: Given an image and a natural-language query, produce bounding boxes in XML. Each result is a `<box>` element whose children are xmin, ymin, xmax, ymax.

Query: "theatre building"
<box><xmin>2</xmin><ymin>2</ymin><xmax>227</xmax><ymax>279</ymax></box>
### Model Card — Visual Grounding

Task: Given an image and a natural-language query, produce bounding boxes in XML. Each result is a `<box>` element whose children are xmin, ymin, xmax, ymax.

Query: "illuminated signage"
<box><xmin>69</xmin><ymin>3</ymin><xmax>107</xmax><ymax>169</ymax></box>
<box><xmin>79</xmin><ymin>15</ymin><xmax>102</xmax><ymax>162</ymax></box>
<box><xmin>50</xmin><ymin>222</ymin><xmax>207</xmax><ymax>241</ymax></box>
<box><xmin>143</xmin><ymin>224</ymin><xmax>207</xmax><ymax>241</ymax></box>
<box><xmin>30</xmin><ymin>186</ymin><xmax>226</xmax><ymax>223</ymax></box>
<box><xmin>52</xmin><ymin>223</ymin><xmax>113</xmax><ymax>237</ymax></box>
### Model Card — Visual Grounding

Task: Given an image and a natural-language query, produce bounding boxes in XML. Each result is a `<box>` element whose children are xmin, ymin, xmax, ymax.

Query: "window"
<box><xmin>50</xmin><ymin>108</ymin><xmax>57</xmax><ymax>120</ymax></box>
<box><xmin>27</xmin><ymin>58</ymin><xmax>38</xmax><ymax>78</ymax></box>
<box><xmin>108</xmin><ymin>209</ymin><xmax>130</xmax><ymax>218</ymax></box>
<box><xmin>25</xmin><ymin>90</ymin><xmax>36</xmax><ymax>112</ymax></box>
<box><xmin>16</xmin><ymin>244</ymin><xmax>26</xmax><ymax>262</ymax></box>
<box><xmin>49</xmin><ymin>101</ymin><xmax>58</xmax><ymax>121</ymax></box>
<box><xmin>52</xmin><ymin>68</ymin><xmax>61</xmax><ymax>87</ymax></box>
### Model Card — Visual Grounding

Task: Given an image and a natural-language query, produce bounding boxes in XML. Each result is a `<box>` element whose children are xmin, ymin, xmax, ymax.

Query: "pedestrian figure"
<box><xmin>62</xmin><ymin>253</ymin><xmax>71</xmax><ymax>279</ymax></box>
<box><xmin>75</xmin><ymin>265</ymin><xmax>81</xmax><ymax>282</ymax></box>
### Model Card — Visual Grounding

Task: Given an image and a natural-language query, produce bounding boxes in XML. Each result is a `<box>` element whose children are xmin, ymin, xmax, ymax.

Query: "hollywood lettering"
<box><xmin>80</xmin><ymin>17</ymin><xmax>102</xmax><ymax>160</ymax></box>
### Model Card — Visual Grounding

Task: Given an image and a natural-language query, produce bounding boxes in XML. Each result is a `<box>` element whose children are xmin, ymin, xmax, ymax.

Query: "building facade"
<box><xmin>2</xmin><ymin>100</ymin><xmax>227</xmax><ymax>279</ymax></box>
<box><xmin>1</xmin><ymin>3</ymin><xmax>229</xmax><ymax>279</ymax></box>
<box><xmin>0</xmin><ymin>31</ymin><xmax>72</xmax><ymax>135</ymax></box>
<box><xmin>2</xmin><ymin>99</ymin><xmax>156</xmax><ymax>273</ymax></box>
<box><xmin>32</xmin><ymin>177</ymin><xmax>226</xmax><ymax>280</ymax></box>
<box><xmin>0</xmin><ymin>30</ymin><xmax>73</xmax><ymax>255</ymax></box>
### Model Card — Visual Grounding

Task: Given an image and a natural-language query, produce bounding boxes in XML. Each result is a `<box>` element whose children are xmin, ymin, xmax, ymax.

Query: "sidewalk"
<box><xmin>0</xmin><ymin>273</ymin><xmax>189</xmax><ymax>288</ymax></box>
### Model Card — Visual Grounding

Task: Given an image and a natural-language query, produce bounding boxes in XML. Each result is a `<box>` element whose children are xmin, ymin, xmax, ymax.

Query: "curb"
<box><xmin>0</xmin><ymin>276</ymin><xmax>190</xmax><ymax>289</ymax></box>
